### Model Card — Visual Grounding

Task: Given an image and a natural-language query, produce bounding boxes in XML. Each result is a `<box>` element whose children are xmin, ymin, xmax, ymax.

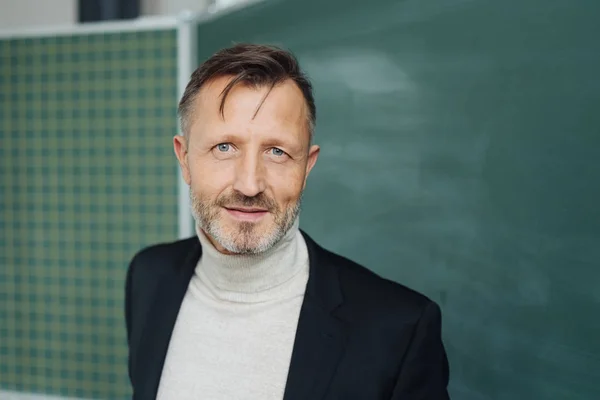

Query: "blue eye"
<box><xmin>217</xmin><ymin>143</ymin><xmax>230</xmax><ymax>152</ymax></box>
<box><xmin>271</xmin><ymin>148</ymin><xmax>285</xmax><ymax>156</ymax></box>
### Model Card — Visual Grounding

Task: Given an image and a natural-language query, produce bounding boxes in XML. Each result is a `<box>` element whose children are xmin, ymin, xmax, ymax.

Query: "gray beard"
<box><xmin>189</xmin><ymin>189</ymin><xmax>301</xmax><ymax>254</ymax></box>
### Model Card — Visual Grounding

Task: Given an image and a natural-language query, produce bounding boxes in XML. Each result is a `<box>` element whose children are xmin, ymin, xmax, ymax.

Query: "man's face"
<box><xmin>174</xmin><ymin>76</ymin><xmax>319</xmax><ymax>254</ymax></box>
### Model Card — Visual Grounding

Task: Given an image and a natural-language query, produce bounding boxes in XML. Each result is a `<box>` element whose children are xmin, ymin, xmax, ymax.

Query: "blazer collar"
<box><xmin>282</xmin><ymin>231</ymin><xmax>348</xmax><ymax>400</ymax></box>
<box><xmin>133</xmin><ymin>230</ymin><xmax>348</xmax><ymax>400</ymax></box>
<box><xmin>300</xmin><ymin>230</ymin><xmax>344</xmax><ymax>312</ymax></box>
<box><xmin>132</xmin><ymin>238</ymin><xmax>201</xmax><ymax>399</ymax></box>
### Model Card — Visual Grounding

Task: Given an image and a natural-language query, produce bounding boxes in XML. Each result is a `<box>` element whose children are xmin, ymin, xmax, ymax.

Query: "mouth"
<box><xmin>224</xmin><ymin>206</ymin><xmax>269</xmax><ymax>222</ymax></box>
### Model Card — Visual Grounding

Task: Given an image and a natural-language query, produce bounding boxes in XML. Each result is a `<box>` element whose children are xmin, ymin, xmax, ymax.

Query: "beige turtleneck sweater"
<box><xmin>156</xmin><ymin>218</ymin><xmax>309</xmax><ymax>400</ymax></box>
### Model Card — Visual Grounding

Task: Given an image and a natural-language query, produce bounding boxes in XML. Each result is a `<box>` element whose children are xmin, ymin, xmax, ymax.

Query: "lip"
<box><xmin>224</xmin><ymin>207</ymin><xmax>269</xmax><ymax>222</ymax></box>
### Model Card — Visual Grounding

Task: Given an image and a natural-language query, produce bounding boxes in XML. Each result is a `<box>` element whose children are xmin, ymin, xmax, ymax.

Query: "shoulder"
<box><xmin>311</xmin><ymin>238</ymin><xmax>437</xmax><ymax>324</ymax></box>
<box><xmin>125</xmin><ymin>236</ymin><xmax>199</xmax><ymax>331</ymax></box>
<box><xmin>127</xmin><ymin>236</ymin><xmax>199</xmax><ymax>281</ymax></box>
<box><xmin>343</xmin><ymin>254</ymin><xmax>431</xmax><ymax>312</ymax></box>
<box><xmin>131</xmin><ymin>236</ymin><xmax>198</xmax><ymax>262</ymax></box>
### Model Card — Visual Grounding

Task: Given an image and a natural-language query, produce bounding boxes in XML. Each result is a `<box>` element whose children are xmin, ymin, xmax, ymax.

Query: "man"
<box><xmin>125</xmin><ymin>43</ymin><xmax>450</xmax><ymax>399</ymax></box>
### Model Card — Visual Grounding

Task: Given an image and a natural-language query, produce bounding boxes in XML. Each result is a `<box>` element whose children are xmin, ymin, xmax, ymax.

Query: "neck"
<box><xmin>194</xmin><ymin>219</ymin><xmax>306</xmax><ymax>301</ymax></box>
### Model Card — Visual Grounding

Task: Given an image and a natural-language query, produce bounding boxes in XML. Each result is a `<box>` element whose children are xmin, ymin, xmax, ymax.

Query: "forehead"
<box><xmin>189</xmin><ymin>76</ymin><xmax>309</xmax><ymax>136</ymax></box>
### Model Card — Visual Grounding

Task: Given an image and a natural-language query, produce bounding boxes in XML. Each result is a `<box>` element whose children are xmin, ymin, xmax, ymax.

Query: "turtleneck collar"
<box><xmin>192</xmin><ymin>218</ymin><xmax>308</xmax><ymax>303</ymax></box>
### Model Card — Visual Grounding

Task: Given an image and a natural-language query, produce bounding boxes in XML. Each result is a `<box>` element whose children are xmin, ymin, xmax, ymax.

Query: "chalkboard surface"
<box><xmin>196</xmin><ymin>0</ymin><xmax>600</xmax><ymax>398</ymax></box>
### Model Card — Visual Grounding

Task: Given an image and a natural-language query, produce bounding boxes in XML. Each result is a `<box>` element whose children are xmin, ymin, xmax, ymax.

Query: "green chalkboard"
<box><xmin>196</xmin><ymin>0</ymin><xmax>600</xmax><ymax>398</ymax></box>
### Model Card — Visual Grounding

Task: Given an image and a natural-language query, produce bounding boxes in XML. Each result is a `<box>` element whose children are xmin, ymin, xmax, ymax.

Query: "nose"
<box><xmin>232</xmin><ymin>152</ymin><xmax>266</xmax><ymax>197</ymax></box>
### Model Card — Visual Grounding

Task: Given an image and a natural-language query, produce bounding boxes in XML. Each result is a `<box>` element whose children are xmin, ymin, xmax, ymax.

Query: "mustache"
<box><xmin>216</xmin><ymin>192</ymin><xmax>278</xmax><ymax>212</ymax></box>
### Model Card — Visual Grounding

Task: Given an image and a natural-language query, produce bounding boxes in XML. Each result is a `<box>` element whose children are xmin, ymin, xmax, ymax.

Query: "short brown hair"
<box><xmin>178</xmin><ymin>43</ymin><xmax>316</xmax><ymax>140</ymax></box>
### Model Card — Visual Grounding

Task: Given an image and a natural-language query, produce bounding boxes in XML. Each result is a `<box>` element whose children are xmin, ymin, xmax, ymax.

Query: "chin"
<box><xmin>219</xmin><ymin>221</ymin><xmax>281</xmax><ymax>253</ymax></box>
<box><xmin>226</xmin><ymin>219</ymin><xmax>274</xmax><ymax>237</ymax></box>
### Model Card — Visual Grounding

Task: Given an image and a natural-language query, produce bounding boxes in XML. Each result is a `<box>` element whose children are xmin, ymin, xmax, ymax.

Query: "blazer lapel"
<box><xmin>133</xmin><ymin>239</ymin><xmax>201</xmax><ymax>400</ymax></box>
<box><xmin>283</xmin><ymin>232</ymin><xmax>349</xmax><ymax>400</ymax></box>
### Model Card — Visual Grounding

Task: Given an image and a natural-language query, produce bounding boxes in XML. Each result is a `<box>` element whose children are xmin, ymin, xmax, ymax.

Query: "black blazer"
<box><xmin>125</xmin><ymin>231</ymin><xmax>450</xmax><ymax>399</ymax></box>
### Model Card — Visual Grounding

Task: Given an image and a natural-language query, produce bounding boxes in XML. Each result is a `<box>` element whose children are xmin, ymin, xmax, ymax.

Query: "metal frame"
<box><xmin>176</xmin><ymin>11</ymin><xmax>197</xmax><ymax>238</ymax></box>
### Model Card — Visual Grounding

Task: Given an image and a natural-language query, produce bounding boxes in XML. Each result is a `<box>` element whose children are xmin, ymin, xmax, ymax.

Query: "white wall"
<box><xmin>0</xmin><ymin>0</ymin><xmax>246</xmax><ymax>30</ymax></box>
<box><xmin>0</xmin><ymin>0</ymin><xmax>77</xmax><ymax>29</ymax></box>
<box><xmin>142</xmin><ymin>0</ymin><xmax>213</xmax><ymax>16</ymax></box>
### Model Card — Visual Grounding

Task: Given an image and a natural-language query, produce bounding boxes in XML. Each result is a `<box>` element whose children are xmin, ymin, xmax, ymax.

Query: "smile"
<box><xmin>224</xmin><ymin>207</ymin><xmax>269</xmax><ymax>222</ymax></box>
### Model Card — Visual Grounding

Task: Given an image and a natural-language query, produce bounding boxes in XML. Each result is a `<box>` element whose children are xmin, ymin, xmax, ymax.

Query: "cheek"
<box><xmin>189</xmin><ymin>157</ymin><xmax>234</xmax><ymax>197</ymax></box>
<box><xmin>267</xmin><ymin>165</ymin><xmax>306</xmax><ymax>205</ymax></box>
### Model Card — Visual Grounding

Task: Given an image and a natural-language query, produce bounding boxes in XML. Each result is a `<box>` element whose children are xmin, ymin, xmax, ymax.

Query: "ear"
<box><xmin>303</xmin><ymin>144</ymin><xmax>320</xmax><ymax>189</ymax></box>
<box><xmin>173</xmin><ymin>134</ymin><xmax>191</xmax><ymax>185</ymax></box>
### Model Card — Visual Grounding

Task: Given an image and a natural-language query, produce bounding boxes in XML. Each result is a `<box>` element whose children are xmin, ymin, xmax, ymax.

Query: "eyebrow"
<box><xmin>213</xmin><ymin>133</ymin><xmax>245</xmax><ymax>144</ymax></box>
<box><xmin>263</xmin><ymin>137</ymin><xmax>296</xmax><ymax>149</ymax></box>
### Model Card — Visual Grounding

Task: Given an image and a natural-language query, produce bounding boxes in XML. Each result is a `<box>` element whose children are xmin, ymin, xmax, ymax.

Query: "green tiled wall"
<box><xmin>0</xmin><ymin>29</ymin><xmax>179</xmax><ymax>399</ymax></box>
